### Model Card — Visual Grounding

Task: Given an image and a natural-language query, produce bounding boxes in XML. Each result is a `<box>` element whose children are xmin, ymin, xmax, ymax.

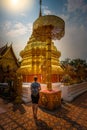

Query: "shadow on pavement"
<box><xmin>71</xmin><ymin>91</ymin><xmax>87</xmax><ymax>109</ymax></box>
<box><xmin>39</xmin><ymin>105</ymin><xmax>69</xmax><ymax>115</ymax></box>
<box><xmin>12</xmin><ymin>104</ymin><xmax>26</xmax><ymax>114</ymax></box>
<box><xmin>39</xmin><ymin>104</ymin><xmax>87</xmax><ymax>130</ymax></box>
<box><xmin>35</xmin><ymin>119</ymin><xmax>53</xmax><ymax>130</ymax></box>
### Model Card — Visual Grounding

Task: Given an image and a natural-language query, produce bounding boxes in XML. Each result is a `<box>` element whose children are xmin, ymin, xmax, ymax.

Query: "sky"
<box><xmin>0</xmin><ymin>0</ymin><xmax>87</xmax><ymax>61</ymax></box>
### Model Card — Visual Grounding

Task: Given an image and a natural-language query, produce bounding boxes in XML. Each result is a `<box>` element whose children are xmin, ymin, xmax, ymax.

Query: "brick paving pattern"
<box><xmin>0</xmin><ymin>92</ymin><xmax>87</xmax><ymax>130</ymax></box>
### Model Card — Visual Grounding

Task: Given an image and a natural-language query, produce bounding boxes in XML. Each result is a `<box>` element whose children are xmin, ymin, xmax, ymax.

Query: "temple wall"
<box><xmin>22</xmin><ymin>74</ymin><xmax>63</xmax><ymax>83</ymax></box>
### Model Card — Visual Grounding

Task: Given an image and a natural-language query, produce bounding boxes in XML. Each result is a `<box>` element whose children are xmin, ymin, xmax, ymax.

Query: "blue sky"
<box><xmin>0</xmin><ymin>0</ymin><xmax>87</xmax><ymax>61</ymax></box>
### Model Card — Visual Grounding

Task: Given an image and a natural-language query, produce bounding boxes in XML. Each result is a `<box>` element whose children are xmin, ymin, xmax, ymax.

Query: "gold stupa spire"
<box><xmin>39</xmin><ymin>0</ymin><xmax>42</xmax><ymax>17</ymax></box>
<box><xmin>17</xmin><ymin>0</ymin><xmax>64</xmax><ymax>83</ymax></box>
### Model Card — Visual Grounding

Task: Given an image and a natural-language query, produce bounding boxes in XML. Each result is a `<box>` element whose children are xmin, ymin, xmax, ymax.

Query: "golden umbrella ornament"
<box><xmin>33</xmin><ymin>15</ymin><xmax>65</xmax><ymax>91</ymax></box>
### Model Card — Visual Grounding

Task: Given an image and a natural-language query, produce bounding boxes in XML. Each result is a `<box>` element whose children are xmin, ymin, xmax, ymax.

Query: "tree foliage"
<box><xmin>61</xmin><ymin>58</ymin><xmax>87</xmax><ymax>84</ymax></box>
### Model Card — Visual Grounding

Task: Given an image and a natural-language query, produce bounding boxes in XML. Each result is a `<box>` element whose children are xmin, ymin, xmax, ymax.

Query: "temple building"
<box><xmin>0</xmin><ymin>44</ymin><xmax>19</xmax><ymax>82</ymax></box>
<box><xmin>17</xmin><ymin>0</ymin><xmax>64</xmax><ymax>83</ymax></box>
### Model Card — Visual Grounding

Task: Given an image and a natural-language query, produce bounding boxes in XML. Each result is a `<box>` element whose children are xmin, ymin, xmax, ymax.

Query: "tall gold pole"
<box><xmin>39</xmin><ymin>0</ymin><xmax>42</xmax><ymax>17</ymax></box>
<box><xmin>46</xmin><ymin>37</ymin><xmax>52</xmax><ymax>91</ymax></box>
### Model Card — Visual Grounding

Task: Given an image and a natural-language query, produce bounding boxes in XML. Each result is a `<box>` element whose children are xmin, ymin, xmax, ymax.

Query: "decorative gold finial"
<box><xmin>39</xmin><ymin>0</ymin><xmax>42</xmax><ymax>17</ymax></box>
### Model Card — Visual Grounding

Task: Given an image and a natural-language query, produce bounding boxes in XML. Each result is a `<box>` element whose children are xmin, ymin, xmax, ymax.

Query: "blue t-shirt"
<box><xmin>31</xmin><ymin>82</ymin><xmax>40</xmax><ymax>96</ymax></box>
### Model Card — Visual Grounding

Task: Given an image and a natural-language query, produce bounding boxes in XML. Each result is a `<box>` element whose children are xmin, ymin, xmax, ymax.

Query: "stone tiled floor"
<box><xmin>0</xmin><ymin>92</ymin><xmax>87</xmax><ymax>130</ymax></box>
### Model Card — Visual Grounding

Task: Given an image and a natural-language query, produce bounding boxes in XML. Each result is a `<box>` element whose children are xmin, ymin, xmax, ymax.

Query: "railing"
<box><xmin>22</xmin><ymin>82</ymin><xmax>87</xmax><ymax>103</ymax></box>
<box><xmin>22</xmin><ymin>83</ymin><xmax>31</xmax><ymax>103</ymax></box>
<box><xmin>61</xmin><ymin>82</ymin><xmax>87</xmax><ymax>101</ymax></box>
<box><xmin>22</xmin><ymin>83</ymin><xmax>61</xmax><ymax>103</ymax></box>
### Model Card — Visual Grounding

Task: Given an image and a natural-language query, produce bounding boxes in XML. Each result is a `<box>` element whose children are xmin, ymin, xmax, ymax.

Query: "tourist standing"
<box><xmin>30</xmin><ymin>76</ymin><xmax>41</xmax><ymax>119</ymax></box>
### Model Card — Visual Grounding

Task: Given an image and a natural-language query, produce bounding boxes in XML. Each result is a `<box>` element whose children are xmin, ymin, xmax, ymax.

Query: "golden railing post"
<box><xmin>46</xmin><ymin>37</ymin><xmax>52</xmax><ymax>91</ymax></box>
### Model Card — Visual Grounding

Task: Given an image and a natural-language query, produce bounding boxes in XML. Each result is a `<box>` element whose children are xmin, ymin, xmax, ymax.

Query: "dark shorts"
<box><xmin>31</xmin><ymin>93</ymin><xmax>40</xmax><ymax>104</ymax></box>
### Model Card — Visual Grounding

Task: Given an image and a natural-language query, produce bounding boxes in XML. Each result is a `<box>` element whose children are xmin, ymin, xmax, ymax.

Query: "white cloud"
<box><xmin>66</xmin><ymin>0</ymin><xmax>87</xmax><ymax>13</ymax></box>
<box><xmin>82</xmin><ymin>4</ymin><xmax>87</xmax><ymax>13</ymax></box>
<box><xmin>1</xmin><ymin>21</ymin><xmax>32</xmax><ymax>38</ymax></box>
<box><xmin>20</xmin><ymin>13</ymin><xmax>27</xmax><ymax>17</ymax></box>
<box><xmin>0</xmin><ymin>37</ymin><xmax>5</xmax><ymax>47</ymax></box>
<box><xmin>54</xmin><ymin>21</ymin><xmax>87</xmax><ymax>60</ymax></box>
<box><xmin>6</xmin><ymin>22</ymin><xmax>27</xmax><ymax>37</ymax></box>
<box><xmin>27</xmin><ymin>23</ymin><xmax>33</xmax><ymax>34</ymax></box>
<box><xmin>4</xmin><ymin>21</ymin><xmax>12</xmax><ymax>30</ymax></box>
<box><xmin>0</xmin><ymin>20</ymin><xmax>33</xmax><ymax>58</ymax></box>
<box><xmin>43</xmin><ymin>6</ymin><xmax>53</xmax><ymax>15</ymax></box>
<box><xmin>57</xmin><ymin>14</ymin><xmax>69</xmax><ymax>23</ymax></box>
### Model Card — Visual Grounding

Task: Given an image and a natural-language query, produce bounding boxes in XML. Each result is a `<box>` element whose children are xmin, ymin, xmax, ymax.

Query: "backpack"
<box><xmin>31</xmin><ymin>82</ymin><xmax>40</xmax><ymax>96</ymax></box>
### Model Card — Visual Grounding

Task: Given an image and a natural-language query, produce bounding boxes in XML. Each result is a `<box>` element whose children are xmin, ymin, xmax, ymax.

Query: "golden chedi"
<box><xmin>18</xmin><ymin>33</ymin><xmax>63</xmax><ymax>83</ymax></box>
<box><xmin>17</xmin><ymin>0</ymin><xmax>64</xmax><ymax>83</ymax></box>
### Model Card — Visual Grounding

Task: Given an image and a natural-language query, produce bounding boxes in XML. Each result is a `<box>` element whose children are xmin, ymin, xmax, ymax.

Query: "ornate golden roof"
<box><xmin>0</xmin><ymin>44</ymin><xmax>19</xmax><ymax>66</ymax></box>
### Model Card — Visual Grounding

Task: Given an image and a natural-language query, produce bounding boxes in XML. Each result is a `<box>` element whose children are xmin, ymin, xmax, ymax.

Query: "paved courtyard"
<box><xmin>0</xmin><ymin>92</ymin><xmax>87</xmax><ymax>130</ymax></box>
